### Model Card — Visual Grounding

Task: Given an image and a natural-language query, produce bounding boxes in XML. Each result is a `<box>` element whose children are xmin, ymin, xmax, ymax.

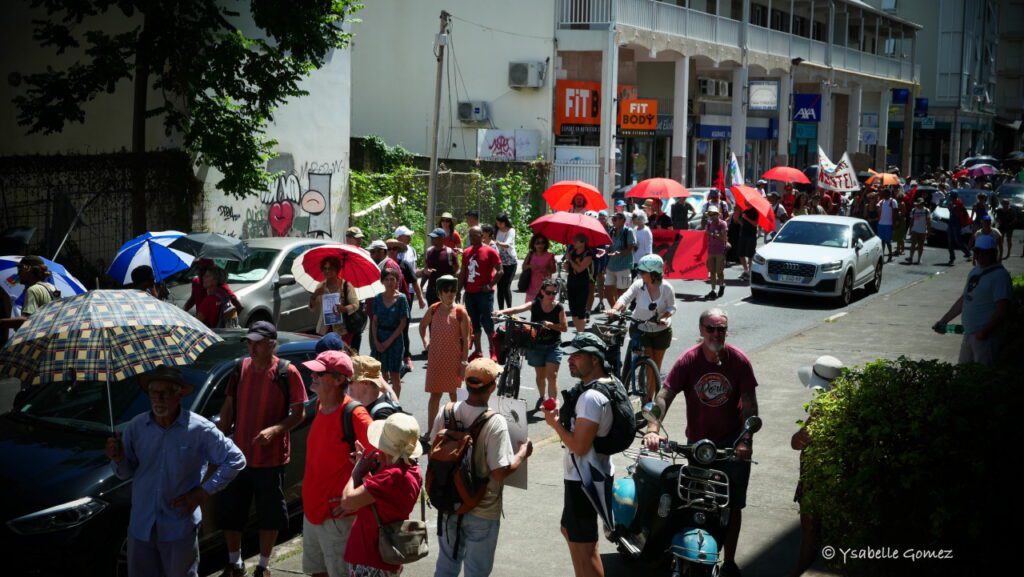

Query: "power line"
<box><xmin>449</xmin><ymin>14</ymin><xmax>553</xmax><ymax>41</ymax></box>
<box><xmin>447</xmin><ymin>24</ymin><xmax>471</xmax><ymax>153</ymax></box>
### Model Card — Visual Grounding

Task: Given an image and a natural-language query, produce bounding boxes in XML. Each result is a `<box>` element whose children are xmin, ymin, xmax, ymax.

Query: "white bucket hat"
<box><xmin>367</xmin><ymin>413</ymin><xmax>422</xmax><ymax>462</ymax></box>
<box><xmin>797</xmin><ymin>355</ymin><xmax>845</xmax><ymax>390</ymax></box>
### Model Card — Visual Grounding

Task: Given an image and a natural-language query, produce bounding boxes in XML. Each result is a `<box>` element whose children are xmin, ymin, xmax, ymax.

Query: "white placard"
<box><xmin>456</xmin><ymin>389</ymin><xmax>530</xmax><ymax>489</ymax></box>
<box><xmin>748</xmin><ymin>80</ymin><xmax>779</xmax><ymax>111</ymax></box>
<box><xmin>321</xmin><ymin>292</ymin><xmax>341</xmax><ymax>327</ymax></box>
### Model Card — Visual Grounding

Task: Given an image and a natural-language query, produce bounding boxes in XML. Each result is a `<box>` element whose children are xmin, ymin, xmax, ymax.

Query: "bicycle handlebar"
<box><xmin>492</xmin><ymin>314</ymin><xmax>545</xmax><ymax>328</ymax></box>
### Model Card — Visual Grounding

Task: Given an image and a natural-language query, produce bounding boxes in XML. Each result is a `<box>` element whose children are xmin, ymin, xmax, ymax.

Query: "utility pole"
<box><xmin>426</xmin><ymin>11</ymin><xmax>451</xmax><ymax>247</ymax></box>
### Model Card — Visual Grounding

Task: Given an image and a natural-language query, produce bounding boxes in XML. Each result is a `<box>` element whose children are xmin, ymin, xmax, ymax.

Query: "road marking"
<box><xmin>733</xmin><ymin>301</ymin><xmax>746</xmax><ymax>307</ymax></box>
<box><xmin>824</xmin><ymin>312</ymin><xmax>848</xmax><ymax>323</ymax></box>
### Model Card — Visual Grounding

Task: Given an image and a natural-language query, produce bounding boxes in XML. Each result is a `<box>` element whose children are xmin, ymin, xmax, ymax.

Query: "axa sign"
<box><xmin>792</xmin><ymin>94</ymin><xmax>822</xmax><ymax>123</ymax></box>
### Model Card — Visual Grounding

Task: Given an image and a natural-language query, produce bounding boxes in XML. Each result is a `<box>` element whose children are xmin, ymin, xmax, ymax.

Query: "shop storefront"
<box><xmin>691</xmin><ymin>115</ymin><xmax>778</xmax><ymax>187</ymax></box>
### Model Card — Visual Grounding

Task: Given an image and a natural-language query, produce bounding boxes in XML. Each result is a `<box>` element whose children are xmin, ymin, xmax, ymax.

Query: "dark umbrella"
<box><xmin>170</xmin><ymin>232</ymin><xmax>251</xmax><ymax>262</ymax></box>
<box><xmin>1004</xmin><ymin>151</ymin><xmax>1024</xmax><ymax>162</ymax></box>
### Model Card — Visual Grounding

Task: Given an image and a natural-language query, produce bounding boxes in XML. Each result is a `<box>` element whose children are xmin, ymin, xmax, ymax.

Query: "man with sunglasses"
<box><xmin>933</xmin><ymin>234</ymin><xmax>1013</xmax><ymax>366</ymax></box>
<box><xmin>643</xmin><ymin>308</ymin><xmax>759</xmax><ymax>577</ymax></box>
<box><xmin>300</xmin><ymin>350</ymin><xmax>372</xmax><ymax>577</ymax></box>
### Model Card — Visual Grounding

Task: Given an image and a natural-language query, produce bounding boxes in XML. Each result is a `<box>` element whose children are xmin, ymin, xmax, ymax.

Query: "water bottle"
<box><xmin>943</xmin><ymin>324</ymin><xmax>964</xmax><ymax>334</ymax></box>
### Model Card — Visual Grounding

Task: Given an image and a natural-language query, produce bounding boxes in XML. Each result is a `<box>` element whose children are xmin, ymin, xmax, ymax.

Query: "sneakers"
<box><xmin>717</xmin><ymin>285</ymin><xmax>725</xmax><ymax>298</ymax></box>
<box><xmin>705</xmin><ymin>290</ymin><xmax>717</xmax><ymax>300</ymax></box>
<box><xmin>253</xmin><ymin>567</ymin><xmax>272</xmax><ymax>577</ymax></box>
<box><xmin>219</xmin><ymin>565</ymin><xmax>245</xmax><ymax>577</ymax></box>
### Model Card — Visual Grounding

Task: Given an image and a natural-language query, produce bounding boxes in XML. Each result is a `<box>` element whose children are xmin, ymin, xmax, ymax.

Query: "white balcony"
<box><xmin>557</xmin><ymin>0</ymin><xmax>918</xmax><ymax>84</ymax></box>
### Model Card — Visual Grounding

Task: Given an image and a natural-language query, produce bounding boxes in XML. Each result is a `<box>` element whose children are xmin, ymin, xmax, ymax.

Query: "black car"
<box><xmin>1</xmin><ymin>330</ymin><xmax>320</xmax><ymax>576</ymax></box>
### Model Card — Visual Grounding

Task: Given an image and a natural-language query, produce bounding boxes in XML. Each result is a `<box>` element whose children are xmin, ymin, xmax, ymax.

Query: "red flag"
<box><xmin>713</xmin><ymin>167</ymin><xmax>726</xmax><ymax>193</ymax></box>
<box><xmin>653</xmin><ymin>229</ymin><xmax>707</xmax><ymax>281</ymax></box>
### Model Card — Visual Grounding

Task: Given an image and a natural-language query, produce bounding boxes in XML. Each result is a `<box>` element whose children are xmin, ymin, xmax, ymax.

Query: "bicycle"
<box><xmin>591</xmin><ymin>307</ymin><xmax>664</xmax><ymax>404</ymax></box>
<box><xmin>492</xmin><ymin>314</ymin><xmax>544</xmax><ymax>399</ymax></box>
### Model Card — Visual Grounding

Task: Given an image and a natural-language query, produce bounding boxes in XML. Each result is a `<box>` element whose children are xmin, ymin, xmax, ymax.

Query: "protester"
<box><xmin>608</xmin><ymin>254</ymin><xmax>676</xmax><ymax>401</ymax></box>
<box><xmin>789</xmin><ymin>355</ymin><xmax>845</xmax><ymax>577</ymax></box>
<box><xmin>309</xmin><ymin>255</ymin><xmax>360</xmax><ymax>340</ymax></box>
<box><xmin>792</xmin><ymin>193</ymin><xmax>809</xmax><ymax>216</ymax></box>
<box><xmin>438</xmin><ymin>212</ymin><xmax>463</xmax><ymax>251</ymax></box>
<box><xmin>300</xmin><ymin>350</ymin><xmax>372</xmax><ymax>577</ymax></box>
<box><xmin>876</xmin><ymin>189</ymin><xmax>900</xmax><ymax>261</ymax></box>
<box><xmin>603</xmin><ymin>212</ymin><xmax>636</xmax><ymax>308</ymax></box>
<box><xmin>647</xmin><ymin>199</ymin><xmax>673</xmax><ymax>229</ymax></box>
<box><xmin>387</xmin><ymin>238</ymin><xmax>421</xmax><ymax>374</ymax></box>
<box><xmin>105</xmin><ymin>365</ymin><xmax>245</xmax><ymax>577</ymax></box>
<box><xmin>631</xmin><ymin>212</ymin><xmax>653</xmax><ymax>271</ymax></box>
<box><xmin>349</xmin><ymin>355</ymin><xmax>402</xmax><ymax>420</ymax></box>
<box><xmin>644</xmin><ymin>308</ymin><xmax>760</xmax><ymax>577</ymax></box>
<box><xmin>738</xmin><ymin>206</ymin><xmax>759</xmax><ymax>281</ymax></box>
<box><xmin>422</xmin><ymin>228</ymin><xmax>460</xmax><ymax>306</ymax></box>
<box><xmin>994</xmin><ymin>198</ymin><xmax>1017</xmax><ymax>259</ymax></box>
<box><xmin>781</xmin><ymin>185</ymin><xmax>796</xmax><ymax>217</ymax></box>
<box><xmin>892</xmin><ymin>191</ymin><xmax>908</xmax><ymax>257</ymax></box>
<box><xmin>129</xmin><ymin>265</ymin><xmax>168</xmax><ymax>300</ymax></box>
<box><xmin>371</xmin><ymin>267</ymin><xmax>409</xmax><ymax>397</ymax></box>
<box><xmin>705</xmin><ymin>205</ymin><xmax>729</xmax><ymax>300</ymax></box>
<box><xmin>346</xmin><ymin>227</ymin><xmax>365</xmax><ymax>249</ymax></box>
<box><xmin>671</xmin><ymin>196</ymin><xmax>694</xmax><ymax>230</ymax></box>
<box><xmin>522</xmin><ymin>233</ymin><xmax>556</xmax><ymax>303</ymax></box>
<box><xmin>465</xmin><ymin>210</ymin><xmax>482</xmax><ymax>248</ymax></box>
<box><xmin>184</xmin><ymin>259</ymin><xmax>240</xmax><ymax>315</ymax></box>
<box><xmin>971</xmin><ymin>193</ymin><xmax>991</xmax><ymax>232</ymax></box>
<box><xmin>495</xmin><ymin>277</ymin><xmax>568</xmax><ymax>409</ymax></box>
<box><xmin>564</xmin><ymin>233</ymin><xmax>595</xmax><ymax>332</ymax></box>
<box><xmin>217</xmin><ymin>321</ymin><xmax>308</xmax><ymax>577</ymax></box>
<box><xmin>542</xmin><ymin>332</ymin><xmax>616</xmax><ymax>577</ymax></box>
<box><xmin>768</xmin><ymin>192</ymin><xmax>788</xmax><ymax>241</ymax></box>
<box><xmin>945</xmin><ymin>192</ymin><xmax>973</xmax><ymax>265</ymax></box>
<box><xmin>17</xmin><ymin>255</ymin><xmax>57</xmax><ymax>316</ymax></box>
<box><xmin>971</xmin><ymin>215</ymin><xmax>1004</xmax><ymax>262</ymax></box>
<box><xmin>196</xmin><ymin>267</ymin><xmax>233</xmax><ymax>329</ymax></box>
<box><xmin>340</xmin><ymin>414</ymin><xmax>423</xmax><ymax>577</ymax></box>
<box><xmin>458</xmin><ymin>226</ymin><xmax>503</xmax><ymax>361</ymax></box>
<box><xmin>429</xmin><ymin>358</ymin><xmax>533</xmax><ymax>577</ymax></box>
<box><xmin>906</xmin><ymin>197</ymin><xmax>931</xmax><ymax>265</ymax></box>
<box><xmin>933</xmin><ymin>234</ymin><xmax>1013</xmax><ymax>366</ymax></box>
<box><xmin>701</xmin><ymin>189</ymin><xmax>730</xmax><ymax>227</ymax></box>
<box><xmin>420</xmin><ymin>274</ymin><xmax>471</xmax><ymax>432</ymax></box>
<box><xmin>864</xmin><ymin>191</ymin><xmax>880</xmax><ymax>232</ymax></box>
<box><xmin>494</xmin><ymin>213</ymin><xmax>518</xmax><ymax>310</ymax></box>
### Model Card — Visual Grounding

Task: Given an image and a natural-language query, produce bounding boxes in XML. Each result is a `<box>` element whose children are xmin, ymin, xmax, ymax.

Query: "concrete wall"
<box><xmin>349</xmin><ymin>0</ymin><xmax>555</xmax><ymax>160</ymax></box>
<box><xmin>0</xmin><ymin>1</ymin><xmax>351</xmax><ymax>241</ymax></box>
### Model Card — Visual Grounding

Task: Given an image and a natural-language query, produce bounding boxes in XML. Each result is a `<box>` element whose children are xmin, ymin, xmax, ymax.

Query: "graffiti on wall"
<box><xmin>215</xmin><ymin>154</ymin><xmax>345</xmax><ymax>239</ymax></box>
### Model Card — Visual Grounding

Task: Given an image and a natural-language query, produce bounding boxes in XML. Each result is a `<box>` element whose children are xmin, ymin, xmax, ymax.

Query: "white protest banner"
<box><xmin>816</xmin><ymin>147</ymin><xmax>861</xmax><ymax>192</ymax></box>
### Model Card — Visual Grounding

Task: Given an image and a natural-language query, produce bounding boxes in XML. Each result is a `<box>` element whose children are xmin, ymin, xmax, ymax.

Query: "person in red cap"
<box><xmin>300</xmin><ymin>350</ymin><xmax>372</xmax><ymax>577</ymax></box>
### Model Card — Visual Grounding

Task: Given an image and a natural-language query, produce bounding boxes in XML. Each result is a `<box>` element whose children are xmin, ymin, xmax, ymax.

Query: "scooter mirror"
<box><xmin>641</xmin><ymin>402</ymin><xmax>661</xmax><ymax>424</ymax></box>
<box><xmin>743</xmin><ymin>416</ymin><xmax>763</xmax><ymax>435</ymax></box>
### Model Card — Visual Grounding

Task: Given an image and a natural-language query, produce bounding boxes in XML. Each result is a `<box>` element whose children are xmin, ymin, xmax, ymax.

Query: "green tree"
<box><xmin>13</xmin><ymin>0</ymin><xmax>360</xmax><ymax>234</ymax></box>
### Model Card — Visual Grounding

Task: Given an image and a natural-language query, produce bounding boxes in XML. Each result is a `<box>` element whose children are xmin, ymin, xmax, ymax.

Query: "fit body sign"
<box><xmin>619</xmin><ymin>99</ymin><xmax>658</xmax><ymax>131</ymax></box>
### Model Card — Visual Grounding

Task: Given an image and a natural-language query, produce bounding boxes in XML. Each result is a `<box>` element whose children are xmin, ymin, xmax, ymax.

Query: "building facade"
<box><xmin>994</xmin><ymin>0</ymin><xmax>1023</xmax><ymax>155</ymax></box>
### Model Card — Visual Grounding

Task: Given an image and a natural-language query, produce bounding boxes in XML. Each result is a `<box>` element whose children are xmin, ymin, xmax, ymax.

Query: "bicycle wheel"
<box><xmin>497</xmin><ymin>350</ymin><xmax>522</xmax><ymax>398</ymax></box>
<box><xmin>631</xmin><ymin>357</ymin><xmax>662</xmax><ymax>401</ymax></box>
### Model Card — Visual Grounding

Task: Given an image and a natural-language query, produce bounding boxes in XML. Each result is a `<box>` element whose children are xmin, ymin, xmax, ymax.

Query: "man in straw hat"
<box><xmin>105</xmin><ymin>365</ymin><xmax>246</xmax><ymax>577</ymax></box>
<box><xmin>349</xmin><ymin>355</ymin><xmax>403</xmax><ymax>421</ymax></box>
<box><xmin>300</xmin><ymin>350</ymin><xmax>372</xmax><ymax>577</ymax></box>
<box><xmin>429</xmin><ymin>358</ymin><xmax>533</xmax><ymax>577</ymax></box>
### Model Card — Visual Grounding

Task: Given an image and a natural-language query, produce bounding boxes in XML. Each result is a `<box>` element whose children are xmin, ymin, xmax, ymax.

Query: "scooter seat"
<box><xmin>637</xmin><ymin>456</ymin><xmax>672</xmax><ymax>482</ymax></box>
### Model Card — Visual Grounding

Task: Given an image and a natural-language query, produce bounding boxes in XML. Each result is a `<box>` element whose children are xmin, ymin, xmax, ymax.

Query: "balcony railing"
<box><xmin>558</xmin><ymin>0</ymin><xmax>917</xmax><ymax>83</ymax></box>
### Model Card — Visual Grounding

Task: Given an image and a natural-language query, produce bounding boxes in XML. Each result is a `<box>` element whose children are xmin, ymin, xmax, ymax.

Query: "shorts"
<box><xmin>605</xmin><ymin>269</ymin><xmax>632</xmax><ymax>290</ymax></box>
<box><xmin>877</xmin><ymin>224</ymin><xmax>893</xmax><ymax>242</ymax></box>
<box><xmin>712</xmin><ymin>457</ymin><xmax>751</xmax><ymax>510</ymax></box>
<box><xmin>561</xmin><ymin>480</ymin><xmax>599</xmax><ymax>543</ymax></box>
<box><xmin>217</xmin><ymin>466</ymin><xmax>289</xmax><ymax>532</ymax></box>
<box><xmin>302</xmin><ymin>515</ymin><xmax>355</xmax><ymax>577</ymax></box>
<box><xmin>464</xmin><ymin>291</ymin><xmax>495</xmax><ymax>335</ymax></box>
<box><xmin>638</xmin><ymin>327</ymin><xmax>672</xmax><ymax>351</ymax></box>
<box><xmin>910</xmin><ymin>232</ymin><xmax>927</xmax><ymax>245</ymax></box>
<box><xmin>526</xmin><ymin>342</ymin><xmax>562</xmax><ymax>367</ymax></box>
<box><xmin>739</xmin><ymin>234</ymin><xmax>757</xmax><ymax>258</ymax></box>
<box><xmin>707</xmin><ymin>254</ymin><xmax>726</xmax><ymax>276</ymax></box>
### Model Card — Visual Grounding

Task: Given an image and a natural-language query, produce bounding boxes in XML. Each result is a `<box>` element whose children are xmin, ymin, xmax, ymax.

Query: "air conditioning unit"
<box><xmin>457</xmin><ymin>101</ymin><xmax>489</xmax><ymax>123</ymax></box>
<box><xmin>509</xmin><ymin>61</ymin><xmax>546</xmax><ymax>88</ymax></box>
<box><xmin>718</xmin><ymin>80</ymin><xmax>731</xmax><ymax>98</ymax></box>
<box><xmin>699</xmin><ymin>78</ymin><xmax>717</xmax><ymax>97</ymax></box>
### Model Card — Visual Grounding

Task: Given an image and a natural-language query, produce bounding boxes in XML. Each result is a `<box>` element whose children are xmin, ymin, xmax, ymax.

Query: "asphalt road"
<box><xmin>390</xmin><ymin>239</ymin><xmax>968</xmax><ymax>443</ymax></box>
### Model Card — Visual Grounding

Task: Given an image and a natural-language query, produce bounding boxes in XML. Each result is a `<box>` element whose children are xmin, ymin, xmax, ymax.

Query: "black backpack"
<box><xmin>366</xmin><ymin>395</ymin><xmax>405</xmax><ymax>421</ymax></box>
<box><xmin>340</xmin><ymin>399</ymin><xmax>364</xmax><ymax>445</ymax></box>
<box><xmin>559</xmin><ymin>376</ymin><xmax>637</xmax><ymax>455</ymax></box>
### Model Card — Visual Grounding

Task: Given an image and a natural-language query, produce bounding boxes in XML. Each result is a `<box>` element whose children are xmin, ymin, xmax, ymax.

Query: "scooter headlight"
<box><xmin>692</xmin><ymin>440</ymin><xmax>717</xmax><ymax>465</ymax></box>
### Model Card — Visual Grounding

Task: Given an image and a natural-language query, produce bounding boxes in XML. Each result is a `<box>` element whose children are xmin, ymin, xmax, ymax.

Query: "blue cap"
<box><xmin>615</xmin><ymin>200</ymin><xmax>626</xmax><ymax>206</ymax></box>
<box><xmin>974</xmin><ymin>235</ymin><xmax>997</xmax><ymax>250</ymax></box>
<box><xmin>598</xmin><ymin>210</ymin><xmax>609</xmax><ymax>217</ymax></box>
<box><xmin>315</xmin><ymin>332</ymin><xmax>345</xmax><ymax>353</ymax></box>
<box><xmin>981</xmin><ymin>214</ymin><xmax>992</xmax><ymax>222</ymax></box>
<box><xmin>428</xmin><ymin>227</ymin><xmax>447</xmax><ymax>238</ymax></box>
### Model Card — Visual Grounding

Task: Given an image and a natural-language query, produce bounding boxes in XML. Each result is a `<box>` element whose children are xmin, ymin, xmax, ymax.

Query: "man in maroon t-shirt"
<box><xmin>421</xmin><ymin>227</ymin><xmax>460</xmax><ymax>306</ymax></box>
<box><xmin>217</xmin><ymin>321</ymin><xmax>309</xmax><ymax>577</ymax></box>
<box><xmin>458</xmin><ymin>226</ymin><xmax>503</xmax><ymax>360</ymax></box>
<box><xmin>643</xmin><ymin>308</ymin><xmax>759</xmax><ymax>577</ymax></box>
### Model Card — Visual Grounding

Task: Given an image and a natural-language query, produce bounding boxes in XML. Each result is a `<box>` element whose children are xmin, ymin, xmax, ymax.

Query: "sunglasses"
<box><xmin>466</xmin><ymin>377</ymin><xmax>492</xmax><ymax>386</ymax></box>
<box><xmin>703</xmin><ymin>325</ymin><xmax>728</xmax><ymax>334</ymax></box>
<box><xmin>543</xmin><ymin>290</ymin><xmax>558</xmax><ymax>296</ymax></box>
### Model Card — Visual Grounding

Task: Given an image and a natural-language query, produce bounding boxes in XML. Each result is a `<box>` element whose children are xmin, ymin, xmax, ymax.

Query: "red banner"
<box><xmin>652</xmin><ymin>230</ymin><xmax>708</xmax><ymax>281</ymax></box>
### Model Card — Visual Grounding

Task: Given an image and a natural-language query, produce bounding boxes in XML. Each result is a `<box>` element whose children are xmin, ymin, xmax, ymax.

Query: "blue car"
<box><xmin>0</xmin><ymin>329</ymin><xmax>320</xmax><ymax>577</ymax></box>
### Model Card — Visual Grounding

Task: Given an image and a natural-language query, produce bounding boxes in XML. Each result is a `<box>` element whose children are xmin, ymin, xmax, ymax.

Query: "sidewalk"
<box><xmin>252</xmin><ymin>256</ymin><xmax>1024</xmax><ymax>577</ymax></box>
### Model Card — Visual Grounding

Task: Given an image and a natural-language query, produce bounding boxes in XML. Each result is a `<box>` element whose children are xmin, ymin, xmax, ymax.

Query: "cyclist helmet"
<box><xmin>584</xmin><ymin>210</ymin><xmax>599</xmax><ymax>219</ymax></box>
<box><xmin>637</xmin><ymin>254</ymin><xmax>664</xmax><ymax>274</ymax></box>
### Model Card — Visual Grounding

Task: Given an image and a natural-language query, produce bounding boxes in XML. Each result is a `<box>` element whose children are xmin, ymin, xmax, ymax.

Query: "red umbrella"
<box><xmin>543</xmin><ymin>180</ymin><xmax>607</xmax><ymax>212</ymax></box>
<box><xmin>762</xmin><ymin>166</ymin><xmax>811</xmax><ymax>184</ymax></box>
<box><xmin>292</xmin><ymin>244</ymin><xmax>383</xmax><ymax>299</ymax></box>
<box><xmin>530</xmin><ymin>212</ymin><xmax>612</xmax><ymax>247</ymax></box>
<box><xmin>625</xmin><ymin>178</ymin><xmax>690</xmax><ymax>200</ymax></box>
<box><xmin>952</xmin><ymin>169</ymin><xmax>969</xmax><ymax>179</ymax></box>
<box><xmin>730</xmin><ymin>185</ymin><xmax>775</xmax><ymax>233</ymax></box>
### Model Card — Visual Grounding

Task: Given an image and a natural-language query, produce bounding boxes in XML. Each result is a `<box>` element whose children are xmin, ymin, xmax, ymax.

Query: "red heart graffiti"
<box><xmin>269</xmin><ymin>201</ymin><xmax>294</xmax><ymax>237</ymax></box>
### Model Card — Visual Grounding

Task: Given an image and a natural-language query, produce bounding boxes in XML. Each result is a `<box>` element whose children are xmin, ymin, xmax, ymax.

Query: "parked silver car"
<box><xmin>168</xmin><ymin>237</ymin><xmax>333</xmax><ymax>331</ymax></box>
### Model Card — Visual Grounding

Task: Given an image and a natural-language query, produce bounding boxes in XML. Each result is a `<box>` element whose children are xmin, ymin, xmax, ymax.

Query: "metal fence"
<box><xmin>0</xmin><ymin>151</ymin><xmax>199</xmax><ymax>288</ymax></box>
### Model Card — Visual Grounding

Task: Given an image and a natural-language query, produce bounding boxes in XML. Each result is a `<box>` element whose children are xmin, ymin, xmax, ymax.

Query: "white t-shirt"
<box><xmin>496</xmin><ymin>228</ymin><xmax>517</xmax><ymax>265</ymax></box>
<box><xmin>615</xmin><ymin>279</ymin><xmax>676</xmax><ymax>333</ymax></box>
<box><xmin>932</xmin><ymin>190</ymin><xmax>946</xmax><ymax>206</ymax></box>
<box><xmin>633</xmin><ymin>227</ymin><xmax>653</xmax><ymax>264</ymax></box>
<box><xmin>562</xmin><ymin>383</ymin><xmax>614</xmax><ymax>482</ymax></box>
<box><xmin>877</xmin><ymin>198</ymin><xmax>898</xmax><ymax>225</ymax></box>
<box><xmin>429</xmin><ymin>401</ymin><xmax>515</xmax><ymax>520</ymax></box>
<box><xmin>910</xmin><ymin>207</ymin><xmax>930</xmax><ymax>234</ymax></box>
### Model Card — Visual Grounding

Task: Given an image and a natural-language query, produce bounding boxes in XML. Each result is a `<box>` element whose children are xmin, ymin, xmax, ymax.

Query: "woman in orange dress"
<box><xmin>418</xmin><ymin>275</ymin><xmax>471</xmax><ymax>432</ymax></box>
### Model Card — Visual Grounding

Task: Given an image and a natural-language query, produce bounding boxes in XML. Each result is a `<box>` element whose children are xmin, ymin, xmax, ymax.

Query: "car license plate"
<box><xmin>777</xmin><ymin>274</ymin><xmax>806</xmax><ymax>284</ymax></box>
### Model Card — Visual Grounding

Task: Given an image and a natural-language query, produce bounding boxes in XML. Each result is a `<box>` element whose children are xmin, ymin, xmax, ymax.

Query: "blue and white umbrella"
<box><xmin>1</xmin><ymin>255</ymin><xmax>88</xmax><ymax>314</ymax></box>
<box><xmin>107</xmin><ymin>231</ymin><xmax>193</xmax><ymax>284</ymax></box>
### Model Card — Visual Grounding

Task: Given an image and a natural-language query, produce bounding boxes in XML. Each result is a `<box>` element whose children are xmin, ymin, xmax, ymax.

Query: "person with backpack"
<box><xmin>420</xmin><ymin>275</ymin><xmax>471</xmax><ymax>435</ymax></box>
<box><xmin>300</xmin><ymin>350</ymin><xmax>372</xmax><ymax>577</ymax></box>
<box><xmin>643</xmin><ymin>308</ymin><xmax>760</xmax><ymax>577</ymax></box>
<box><xmin>17</xmin><ymin>255</ymin><xmax>58</xmax><ymax>316</ymax></box>
<box><xmin>422</xmin><ymin>228</ymin><xmax>460</xmax><ymax>306</ymax></box>
<box><xmin>427</xmin><ymin>358</ymin><xmax>533</xmax><ymax>577</ymax></box>
<box><xmin>541</xmin><ymin>332</ymin><xmax>634</xmax><ymax>577</ymax></box>
<box><xmin>349</xmin><ymin>355</ymin><xmax>403</xmax><ymax>421</ymax></box>
<box><xmin>216</xmin><ymin>321</ymin><xmax>309</xmax><ymax>577</ymax></box>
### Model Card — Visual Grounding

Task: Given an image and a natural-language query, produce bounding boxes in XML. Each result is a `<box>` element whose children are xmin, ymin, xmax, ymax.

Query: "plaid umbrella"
<box><xmin>0</xmin><ymin>290</ymin><xmax>221</xmax><ymax>428</ymax></box>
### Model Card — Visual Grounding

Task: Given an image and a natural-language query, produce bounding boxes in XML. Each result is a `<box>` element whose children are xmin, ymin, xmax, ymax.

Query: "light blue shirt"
<box><xmin>961</xmin><ymin>264</ymin><xmax>1013</xmax><ymax>335</ymax></box>
<box><xmin>113</xmin><ymin>408</ymin><xmax>245</xmax><ymax>542</ymax></box>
